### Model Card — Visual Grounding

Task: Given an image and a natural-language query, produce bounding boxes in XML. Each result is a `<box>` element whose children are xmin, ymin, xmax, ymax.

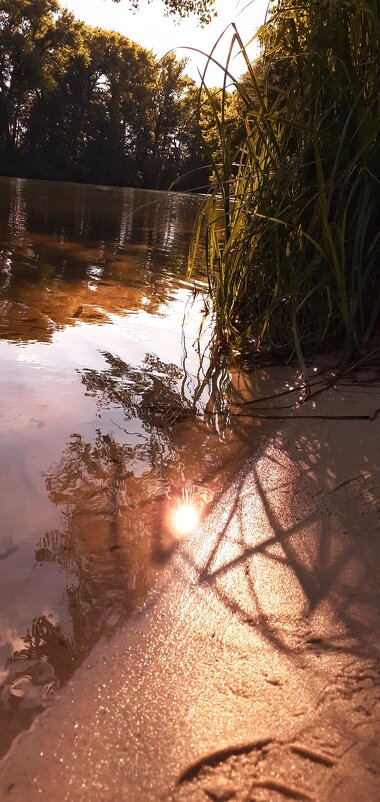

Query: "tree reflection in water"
<box><xmin>0</xmin><ymin>349</ymin><xmax>253</xmax><ymax>758</ymax></box>
<box><xmin>1</xmin><ymin>617</ymin><xmax>63</xmax><ymax>758</ymax></box>
<box><xmin>0</xmin><ymin>180</ymin><xmax>215</xmax><ymax>756</ymax></box>
<box><xmin>78</xmin><ymin>351</ymin><xmax>247</xmax><ymax>558</ymax></box>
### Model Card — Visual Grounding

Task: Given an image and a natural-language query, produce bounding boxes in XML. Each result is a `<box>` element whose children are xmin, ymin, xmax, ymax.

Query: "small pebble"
<box><xmin>204</xmin><ymin>778</ymin><xmax>237</xmax><ymax>800</ymax></box>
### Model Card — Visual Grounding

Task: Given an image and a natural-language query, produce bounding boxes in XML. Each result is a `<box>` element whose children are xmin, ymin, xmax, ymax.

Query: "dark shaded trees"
<box><xmin>0</xmin><ymin>0</ymin><xmax>207</xmax><ymax>189</ymax></box>
<box><xmin>0</xmin><ymin>0</ymin><xmax>67</xmax><ymax>166</ymax></box>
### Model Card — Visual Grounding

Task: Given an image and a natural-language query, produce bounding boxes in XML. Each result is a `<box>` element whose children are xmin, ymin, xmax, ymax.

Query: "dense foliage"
<box><xmin>193</xmin><ymin>0</ymin><xmax>380</xmax><ymax>361</ymax></box>
<box><xmin>2</xmin><ymin>0</ymin><xmax>379</xmax><ymax>359</ymax></box>
<box><xmin>0</xmin><ymin>0</ymin><xmax>208</xmax><ymax>188</ymax></box>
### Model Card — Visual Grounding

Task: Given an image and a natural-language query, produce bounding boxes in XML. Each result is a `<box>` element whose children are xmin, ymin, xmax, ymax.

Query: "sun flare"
<box><xmin>172</xmin><ymin>502</ymin><xmax>199</xmax><ymax>537</ymax></box>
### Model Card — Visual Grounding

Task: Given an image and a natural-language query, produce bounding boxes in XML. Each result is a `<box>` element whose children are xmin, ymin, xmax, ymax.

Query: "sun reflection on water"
<box><xmin>172</xmin><ymin>501</ymin><xmax>200</xmax><ymax>537</ymax></box>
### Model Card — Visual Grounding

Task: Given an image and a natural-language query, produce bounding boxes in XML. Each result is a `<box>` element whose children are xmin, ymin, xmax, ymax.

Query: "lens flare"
<box><xmin>172</xmin><ymin>502</ymin><xmax>199</xmax><ymax>537</ymax></box>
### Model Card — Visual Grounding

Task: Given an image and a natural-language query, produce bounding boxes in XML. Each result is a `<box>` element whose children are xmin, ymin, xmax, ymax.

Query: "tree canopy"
<box><xmin>0</xmin><ymin>0</ymin><xmax>211</xmax><ymax>189</ymax></box>
<box><xmin>113</xmin><ymin>0</ymin><xmax>216</xmax><ymax>25</ymax></box>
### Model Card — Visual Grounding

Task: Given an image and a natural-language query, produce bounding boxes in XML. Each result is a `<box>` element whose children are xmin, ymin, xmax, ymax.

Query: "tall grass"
<box><xmin>190</xmin><ymin>0</ymin><xmax>380</xmax><ymax>363</ymax></box>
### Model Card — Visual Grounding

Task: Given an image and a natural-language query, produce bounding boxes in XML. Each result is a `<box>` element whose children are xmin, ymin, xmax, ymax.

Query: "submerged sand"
<box><xmin>1</xmin><ymin>373</ymin><xmax>380</xmax><ymax>801</ymax></box>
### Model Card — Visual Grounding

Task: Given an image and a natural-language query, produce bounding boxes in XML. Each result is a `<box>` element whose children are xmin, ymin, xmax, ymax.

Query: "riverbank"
<box><xmin>1</xmin><ymin>370</ymin><xmax>380</xmax><ymax>801</ymax></box>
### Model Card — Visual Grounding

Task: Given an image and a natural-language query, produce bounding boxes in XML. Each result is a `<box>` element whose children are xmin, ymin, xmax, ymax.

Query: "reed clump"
<box><xmin>191</xmin><ymin>0</ymin><xmax>380</xmax><ymax>364</ymax></box>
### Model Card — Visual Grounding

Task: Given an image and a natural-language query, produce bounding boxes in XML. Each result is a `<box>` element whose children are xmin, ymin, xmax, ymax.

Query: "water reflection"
<box><xmin>0</xmin><ymin>178</ymin><xmax>204</xmax><ymax>343</ymax></box>
<box><xmin>0</xmin><ymin>178</ymin><xmax>260</xmax><ymax>758</ymax></box>
<box><xmin>54</xmin><ymin>351</ymin><xmax>252</xmax><ymax>564</ymax></box>
<box><xmin>43</xmin><ymin>428</ymin><xmax>155</xmax><ymax>593</ymax></box>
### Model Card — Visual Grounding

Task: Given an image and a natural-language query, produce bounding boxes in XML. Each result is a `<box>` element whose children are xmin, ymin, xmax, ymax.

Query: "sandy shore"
<box><xmin>1</xmin><ymin>375</ymin><xmax>380</xmax><ymax>801</ymax></box>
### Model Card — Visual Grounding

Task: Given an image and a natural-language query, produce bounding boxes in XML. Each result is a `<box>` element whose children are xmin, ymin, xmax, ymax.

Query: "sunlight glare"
<box><xmin>172</xmin><ymin>502</ymin><xmax>199</xmax><ymax>537</ymax></box>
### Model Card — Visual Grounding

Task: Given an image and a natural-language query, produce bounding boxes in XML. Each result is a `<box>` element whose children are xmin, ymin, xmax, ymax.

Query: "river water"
<box><xmin>0</xmin><ymin>177</ymin><xmax>263</xmax><ymax>757</ymax></box>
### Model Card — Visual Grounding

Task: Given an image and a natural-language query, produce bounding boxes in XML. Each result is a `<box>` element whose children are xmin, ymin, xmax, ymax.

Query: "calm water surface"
<box><xmin>0</xmin><ymin>177</ymin><xmax>259</xmax><ymax>756</ymax></box>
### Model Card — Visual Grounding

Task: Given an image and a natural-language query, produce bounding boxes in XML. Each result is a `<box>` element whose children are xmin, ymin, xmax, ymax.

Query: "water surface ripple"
<box><xmin>0</xmin><ymin>178</ymin><xmax>260</xmax><ymax>757</ymax></box>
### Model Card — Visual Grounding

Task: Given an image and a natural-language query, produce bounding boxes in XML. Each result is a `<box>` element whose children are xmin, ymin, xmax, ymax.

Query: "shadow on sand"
<box><xmin>178</xmin><ymin>389</ymin><xmax>380</xmax><ymax>661</ymax></box>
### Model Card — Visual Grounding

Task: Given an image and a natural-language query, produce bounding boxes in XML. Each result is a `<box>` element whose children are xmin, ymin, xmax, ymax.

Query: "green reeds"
<box><xmin>190</xmin><ymin>0</ymin><xmax>380</xmax><ymax>362</ymax></box>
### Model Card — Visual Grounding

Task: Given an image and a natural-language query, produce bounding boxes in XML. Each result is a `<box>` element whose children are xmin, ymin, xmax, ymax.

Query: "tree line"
<box><xmin>0</xmin><ymin>0</ymin><xmax>211</xmax><ymax>189</ymax></box>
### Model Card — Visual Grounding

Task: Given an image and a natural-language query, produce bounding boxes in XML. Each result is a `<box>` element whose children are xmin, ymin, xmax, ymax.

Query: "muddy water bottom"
<box><xmin>0</xmin><ymin>178</ymin><xmax>280</xmax><ymax>758</ymax></box>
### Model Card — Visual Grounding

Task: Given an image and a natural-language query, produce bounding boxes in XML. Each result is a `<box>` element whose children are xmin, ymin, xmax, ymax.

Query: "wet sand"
<box><xmin>0</xmin><ymin>375</ymin><xmax>380</xmax><ymax>801</ymax></box>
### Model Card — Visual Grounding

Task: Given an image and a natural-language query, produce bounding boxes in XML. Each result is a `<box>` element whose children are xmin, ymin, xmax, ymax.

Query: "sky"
<box><xmin>62</xmin><ymin>0</ymin><xmax>269</xmax><ymax>86</ymax></box>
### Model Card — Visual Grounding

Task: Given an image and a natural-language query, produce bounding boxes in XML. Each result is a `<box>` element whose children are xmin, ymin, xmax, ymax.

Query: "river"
<box><xmin>0</xmin><ymin>177</ymin><xmax>266</xmax><ymax>756</ymax></box>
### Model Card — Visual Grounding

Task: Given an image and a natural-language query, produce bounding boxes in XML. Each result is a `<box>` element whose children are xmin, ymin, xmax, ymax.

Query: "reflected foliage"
<box><xmin>0</xmin><ymin>615</ymin><xmax>60</xmax><ymax>758</ymax></box>
<box><xmin>77</xmin><ymin>350</ymin><xmax>256</xmax><ymax>548</ymax></box>
<box><xmin>35</xmin><ymin>347</ymin><xmax>255</xmax><ymax>628</ymax></box>
<box><xmin>82</xmin><ymin>352</ymin><xmax>185</xmax><ymax>419</ymax></box>
<box><xmin>81</xmin><ymin>350</ymin><xmax>225</xmax><ymax>482</ymax></box>
<box><xmin>0</xmin><ymin>180</ymin><xmax>204</xmax><ymax>342</ymax></box>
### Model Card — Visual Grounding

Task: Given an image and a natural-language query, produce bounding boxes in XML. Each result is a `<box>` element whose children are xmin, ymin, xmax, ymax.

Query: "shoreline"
<box><xmin>1</xmin><ymin>377</ymin><xmax>380</xmax><ymax>801</ymax></box>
